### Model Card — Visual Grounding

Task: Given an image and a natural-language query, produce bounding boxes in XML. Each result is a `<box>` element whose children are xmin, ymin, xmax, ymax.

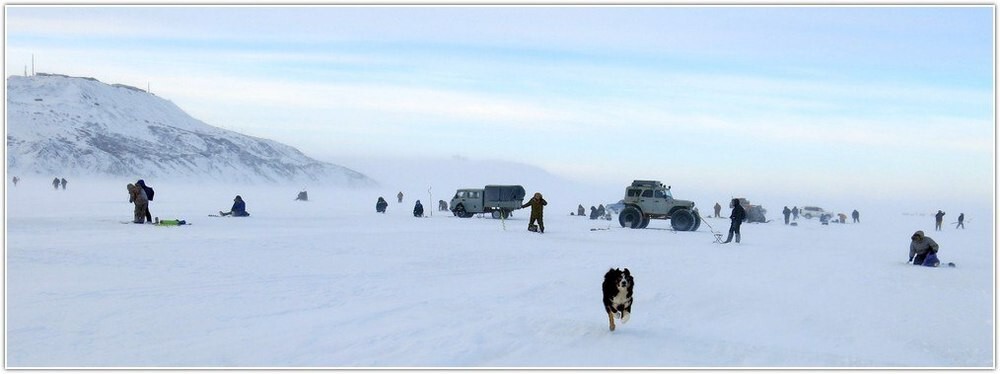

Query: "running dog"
<box><xmin>602</xmin><ymin>267</ymin><xmax>634</xmax><ymax>331</ymax></box>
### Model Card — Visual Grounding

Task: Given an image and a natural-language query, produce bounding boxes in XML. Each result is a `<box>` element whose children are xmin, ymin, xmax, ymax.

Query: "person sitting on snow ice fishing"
<box><xmin>909</xmin><ymin>230</ymin><xmax>940</xmax><ymax>266</ymax></box>
<box><xmin>413</xmin><ymin>200</ymin><xmax>424</xmax><ymax>217</ymax></box>
<box><xmin>219</xmin><ymin>195</ymin><xmax>250</xmax><ymax>217</ymax></box>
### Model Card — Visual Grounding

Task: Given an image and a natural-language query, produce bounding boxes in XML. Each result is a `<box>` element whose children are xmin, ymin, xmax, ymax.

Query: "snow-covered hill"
<box><xmin>6</xmin><ymin>73</ymin><xmax>375</xmax><ymax>186</ymax></box>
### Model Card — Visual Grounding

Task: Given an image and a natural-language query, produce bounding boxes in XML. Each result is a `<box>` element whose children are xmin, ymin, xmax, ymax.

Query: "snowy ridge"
<box><xmin>6</xmin><ymin>74</ymin><xmax>375</xmax><ymax>186</ymax></box>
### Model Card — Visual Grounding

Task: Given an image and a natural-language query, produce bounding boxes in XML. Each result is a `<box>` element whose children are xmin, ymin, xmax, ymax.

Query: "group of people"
<box><xmin>934</xmin><ymin>210</ymin><xmax>965</xmax><ymax>230</ymax></box>
<box><xmin>51</xmin><ymin>177</ymin><xmax>67</xmax><ymax>190</ymax></box>
<box><xmin>126</xmin><ymin>179</ymin><xmax>248</xmax><ymax>223</ymax></box>
<box><xmin>375</xmin><ymin>191</ymin><xmax>548</xmax><ymax>233</ymax></box>
<box><xmin>126</xmin><ymin>179</ymin><xmax>155</xmax><ymax>223</ymax></box>
<box><xmin>575</xmin><ymin>204</ymin><xmax>608</xmax><ymax>220</ymax></box>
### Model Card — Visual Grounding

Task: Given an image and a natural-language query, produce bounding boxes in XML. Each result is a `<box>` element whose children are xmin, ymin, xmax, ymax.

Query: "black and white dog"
<box><xmin>602</xmin><ymin>267</ymin><xmax>634</xmax><ymax>331</ymax></box>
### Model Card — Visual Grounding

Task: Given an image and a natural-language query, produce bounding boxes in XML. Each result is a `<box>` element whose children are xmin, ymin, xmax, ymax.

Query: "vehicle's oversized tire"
<box><xmin>671</xmin><ymin>209</ymin><xmax>696</xmax><ymax>231</ymax></box>
<box><xmin>691</xmin><ymin>211</ymin><xmax>702</xmax><ymax>231</ymax></box>
<box><xmin>455</xmin><ymin>205</ymin><xmax>471</xmax><ymax>218</ymax></box>
<box><xmin>491</xmin><ymin>211</ymin><xmax>502</xmax><ymax>219</ymax></box>
<box><xmin>638</xmin><ymin>216</ymin><xmax>651</xmax><ymax>229</ymax></box>
<box><xmin>619</xmin><ymin>206</ymin><xmax>642</xmax><ymax>229</ymax></box>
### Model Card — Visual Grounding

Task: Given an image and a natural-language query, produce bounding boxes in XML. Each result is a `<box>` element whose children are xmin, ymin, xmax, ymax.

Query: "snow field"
<box><xmin>5</xmin><ymin>179</ymin><xmax>993</xmax><ymax>367</ymax></box>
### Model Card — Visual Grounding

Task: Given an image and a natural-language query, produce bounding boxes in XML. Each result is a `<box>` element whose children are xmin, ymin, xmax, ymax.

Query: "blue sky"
<box><xmin>4</xmin><ymin>6</ymin><xmax>995</xmax><ymax>204</ymax></box>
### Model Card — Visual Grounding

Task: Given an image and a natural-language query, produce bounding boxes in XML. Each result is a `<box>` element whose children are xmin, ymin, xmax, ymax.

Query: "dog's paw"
<box><xmin>621</xmin><ymin>313</ymin><xmax>630</xmax><ymax>324</ymax></box>
<box><xmin>615</xmin><ymin>311</ymin><xmax>622</xmax><ymax>319</ymax></box>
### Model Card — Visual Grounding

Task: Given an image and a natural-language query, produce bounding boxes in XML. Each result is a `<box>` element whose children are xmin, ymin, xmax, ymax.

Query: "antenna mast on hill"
<box><xmin>31</xmin><ymin>54</ymin><xmax>34</xmax><ymax>76</ymax></box>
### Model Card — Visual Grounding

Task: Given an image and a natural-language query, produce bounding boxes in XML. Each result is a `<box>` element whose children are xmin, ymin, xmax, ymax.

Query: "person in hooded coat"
<box><xmin>413</xmin><ymin>200</ymin><xmax>424</xmax><ymax>217</ymax></box>
<box><xmin>909</xmin><ymin>230</ymin><xmax>940</xmax><ymax>266</ymax></box>
<box><xmin>577</xmin><ymin>205</ymin><xmax>586</xmax><ymax>216</ymax></box>
<box><xmin>722</xmin><ymin>198</ymin><xmax>746</xmax><ymax>244</ymax></box>
<box><xmin>60</xmin><ymin>178</ymin><xmax>67</xmax><ymax>190</ymax></box>
<box><xmin>714</xmin><ymin>202</ymin><xmax>722</xmax><ymax>218</ymax></box>
<box><xmin>376</xmin><ymin>197</ymin><xmax>388</xmax><ymax>213</ymax></box>
<box><xmin>52</xmin><ymin>177</ymin><xmax>60</xmax><ymax>190</ymax></box>
<box><xmin>589</xmin><ymin>206</ymin><xmax>599</xmax><ymax>220</ymax></box>
<box><xmin>397</xmin><ymin>191</ymin><xmax>404</xmax><ymax>203</ymax></box>
<box><xmin>220</xmin><ymin>195</ymin><xmax>250</xmax><ymax>217</ymax></box>
<box><xmin>852</xmin><ymin>209</ymin><xmax>860</xmax><ymax>223</ymax></box>
<box><xmin>127</xmin><ymin>183</ymin><xmax>149</xmax><ymax>223</ymax></box>
<box><xmin>934</xmin><ymin>210</ymin><xmax>946</xmax><ymax>231</ymax></box>
<box><xmin>792</xmin><ymin>206</ymin><xmax>799</xmax><ymax>220</ymax></box>
<box><xmin>520</xmin><ymin>192</ymin><xmax>548</xmax><ymax>233</ymax></box>
<box><xmin>782</xmin><ymin>206</ymin><xmax>792</xmax><ymax>225</ymax></box>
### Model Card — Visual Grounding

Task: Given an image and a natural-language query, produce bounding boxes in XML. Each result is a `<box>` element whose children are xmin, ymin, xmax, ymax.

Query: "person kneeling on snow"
<box><xmin>909</xmin><ymin>230</ymin><xmax>940</xmax><ymax>266</ymax></box>
<box><xmin>413</xmin><ymin>200</ymin><xmax>424</xmax><ymax>217</ymax></box>
<box><xmin>220</xmin><ymin>195</ymin><xmax>250</xmax><ymax>217</ymax></box>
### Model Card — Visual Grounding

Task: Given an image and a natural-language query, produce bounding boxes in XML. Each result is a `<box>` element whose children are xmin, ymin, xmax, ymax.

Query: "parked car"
<box><xmin>800</xmin><ymin>206</ymin><xmax>831</xmax><ymax>220</ymax></box>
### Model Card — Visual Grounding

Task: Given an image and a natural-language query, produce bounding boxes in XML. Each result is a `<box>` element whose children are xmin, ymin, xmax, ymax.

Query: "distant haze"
<box><xmin>4</xmin><ymin>6</ymin><xmax>994</xmax><ymax>208</ymax></box>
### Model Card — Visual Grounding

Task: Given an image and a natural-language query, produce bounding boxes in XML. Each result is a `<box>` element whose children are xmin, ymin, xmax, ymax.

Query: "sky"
<box><xmin>3</xmin><ymin>5</ymin><xmax>996</xmax><ymax>206</ymax></box>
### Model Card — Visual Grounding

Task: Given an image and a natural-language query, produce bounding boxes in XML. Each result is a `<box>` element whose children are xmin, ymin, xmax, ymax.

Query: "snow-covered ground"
<box><xmin>5</xmin><ymin>178</ymin><xmax>994</xmax><ymax>368</ymax></box>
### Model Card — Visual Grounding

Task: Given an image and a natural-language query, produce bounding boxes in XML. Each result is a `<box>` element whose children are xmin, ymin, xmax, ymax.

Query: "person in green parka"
<box><xmin>520</xmin><ymin>192</ymin><xmax>548</xmax><ymax>233</ymax></box>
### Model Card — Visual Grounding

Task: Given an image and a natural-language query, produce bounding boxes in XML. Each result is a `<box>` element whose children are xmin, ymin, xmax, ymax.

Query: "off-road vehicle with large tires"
<box><xmin>618</xmin><ymin>180</ymin><xmax>701</xmax><ymax>231</ymax></box>
<box><xmin>450</xmin><ymin>185</ymin><xmax>525</xmax><ymax>219</ymax></box>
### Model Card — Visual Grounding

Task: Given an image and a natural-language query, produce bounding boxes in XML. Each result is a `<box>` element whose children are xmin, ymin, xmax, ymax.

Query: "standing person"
<box><xmin>52</xmin><ymin>177</ymin><xmax>60</xmax><ymax>190</ymax></box>
<box><xmin>934</xmin><ymin>210</ymin><xmax>945</xmax><ymax>231</ymax></box>
<box><xmin>11</xmin><ymin>176</ymin><xmax>18</xmax><ymax>186</ymax></box>
<box><xmin>520</xmin><ymin>192</ymin><xmax>548</xmax><ymax>233</ymax></box>
<box><xmin>792</xmin><ymin>206</ymin><xmax>799</xmax><ymax>220</ymax></box>
<box><xmin>413</xmin><ymin>200</ymin><xmax>424</xmax><ymax>217</ymax></box>
<box><xmin>577</xmin><ymin>205</ymin><xmax>586</xmax><ymax>216</ymax></box>
<box><xmin>219</xmin><ymin>195</ymin><xmax>250</xmax><ymax>217</ymax></box>
<box><xmin>713</xmin><ymin>202</ymin><xmax>722</xmax><ymax>218</ymax></box>
<box><xmin>908</xmin><ymin>230</ymin><xmax>940</xmax><ymax>266</ymax></box>
<box><xmin>397</xmin><ymin>191</ymin><xmax>404</xmax><ymax>203</ymax></box>
<box><xmin>956</xmin><ymin>213</ymin><xmax>965</xmax><ymax>229</ymax></box>
<box><xmin>127</xmin><ymin>183</ymin><xmax>149</xmax><ymax>223</ymax></box>
<box><xmin>136</xmin><ymin>179</ymin><xmax>154</xmax><ymax>223</ymax></box>
<box><xmin>852</xmin><ymin>209</ymin><xmax>860</xmax><ymax>223</ymax></box>
<box><xmin>60</xmin><ymin>178</ymin><xmax>67</xmax><ymax>190</ymax></box>
<box><xmin>782</xmin><ymin>206</ymin><xmax>791</xmax><ymax>225</ymax></box>
<box><xmin>722</xmin><ymin>198</ymin><xmax>746</xmax><ymax>244</ymax></box>
<box><xmin>589</xmin><ymin>206</ymin><xmax>599</xmax><ymax>220</ymax></box>
<box><xmin>837</xmin><ymin>213</ymin><xmax>848</xmax><ymax>224</ymax></box>
<box><xmin>376</xmin><ymin>197</ymin><xmax>388</xmax><ymax>213</ymax></box>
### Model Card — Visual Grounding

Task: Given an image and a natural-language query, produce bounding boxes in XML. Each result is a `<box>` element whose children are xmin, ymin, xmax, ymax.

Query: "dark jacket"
<box><xmin>231</xmin><ymin>197</ymin><xmax>248</xmax><ymax>217</ymax></box>
<box><xmin>137</xmin><ymin>180</ymin><xmax>154</xmax><ymax>201</ymax></box>
<box><xmin>413</xmin><ymin>201</ymin><xmax>424</xmax><ymax>217</ymax></box>
<box><xmin>376</xmin><ymin>197</ymin><xmax>388</xmax><ymax>213</ymax></box>
<box><xmin>521</xmin><ymin>196</ymin><xmax>547</xmax><ymax>218</ymax></box>
<box><xmin>589</xmin><ymin>206</ymin><xmax>599</xmax><ymax>220</ymax></box>
<box><xmin>782</xmin><ymin>206</ymin><xmax>791</xmax><ymax>216</ymax></box>
<box><xmin>935</xmin><ymin>211</ymin><xmax>945</xmax><ymax>222</ymax></box>
<box><xmin>730</xmin><ymin>201</ymin><xmax>747</xmax><ymax>222</ymax></box>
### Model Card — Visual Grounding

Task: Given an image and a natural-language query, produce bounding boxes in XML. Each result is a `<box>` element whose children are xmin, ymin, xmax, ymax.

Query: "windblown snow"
<box><xmin>6</xmin><ymin>73</ymin><xmax>374</xmax><ymax>186</ymax></box>
<box><xmin>4</xmin><ymin>178</ymin><xmax>993</xmax><ymax>368</ymax></box>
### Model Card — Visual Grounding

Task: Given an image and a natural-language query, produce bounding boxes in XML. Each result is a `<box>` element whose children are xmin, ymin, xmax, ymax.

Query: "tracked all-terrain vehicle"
<box><xmin>617</xmin><ymin>180</ymin><xmax>701</xmax><ymax>231</ymax></box>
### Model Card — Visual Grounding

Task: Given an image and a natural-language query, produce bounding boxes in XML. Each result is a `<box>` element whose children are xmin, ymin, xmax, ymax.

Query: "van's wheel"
<box><xmin>455</xmin><ymin>205</ymin><xmax>470</xmax><ymax>218</ymax></box>
<box><xmin>619</xmin><ymin>206</ymin><xmax>642</xmax><ymax>229</ymax></box>
<box><xmin>638</xmin><ymin>216</ymin><xmax>651</xmax><ymax>229</ymax></box>
<box><xmin>803</xmin><ymin>213</ymin><xmax>812</xmax><ymax>219</ymax></box>
<box><xmin>671</xmin><ymin>209</ymin><xmax>696</xmax><ymax>231</ymax></box>
<box><xmin>491</xmin><ymin>211</ymin><xmax>501</xmax><ymax>219</ymax></box>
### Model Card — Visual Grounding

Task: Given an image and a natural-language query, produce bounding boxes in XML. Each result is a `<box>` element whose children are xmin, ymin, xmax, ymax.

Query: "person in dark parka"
<box><xmin>52</xmin><ymin>177</ymin><xmax>60</xmax><ymax>190</ymax></box>
<box><xmin>852</xmin><ymin>209</ymin><xmax>860</xmax><ymax>223</ymax></box>
<box><xmin>136</xmin><ymin>179</ymin><xmax>154</xmax><ymax>223</ymax></box>
<box><xmin>782</xmin><ymin>206</ymin><xmax>791</xmax><ymax>225</ymax></box>
<box><xmin>376</xmin><ymin>197</ymin><xmax>388</xmax><ymax>213</ymax></box>
<box><xmin>589</xmin><ymin>206</ymin><xmax>599</xmax><ymax>220</ymax></box>
<box><xmin>520</xmin><ymin>192</ymin><xmax>548</xmax><ymax>233</ymax></box>
<box><xmin>722</xmin><ymin>198</ymin><xmax>746</xmax><ymax>244</ymax></box>
<box><xmin>956</xmin><ymin>213</ymin><xmax>965</xmax><ymax>229</ymax></box>
<box><xmin>413</xmin><ymin>200</ymin><xmax>424</xmax><ymax>217</ymax></box>
<box><xmin>714</xmin><ymin>202</ymin><xmax>722</xmax><ymax>218</ymax></box>
<box><xmin>577</xmin><ymin>205</ymin><xmax>586</xmax><ymax>216</ymax></box>
<box><xmin>60</xmin><ymin>178</ymin><xmax>67</xmax><ymax>190</ymax></box>
<box><xmin>220</xmin><ymin>195</ymin><xmax>250</xmax><ymax>217</ymax></box>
